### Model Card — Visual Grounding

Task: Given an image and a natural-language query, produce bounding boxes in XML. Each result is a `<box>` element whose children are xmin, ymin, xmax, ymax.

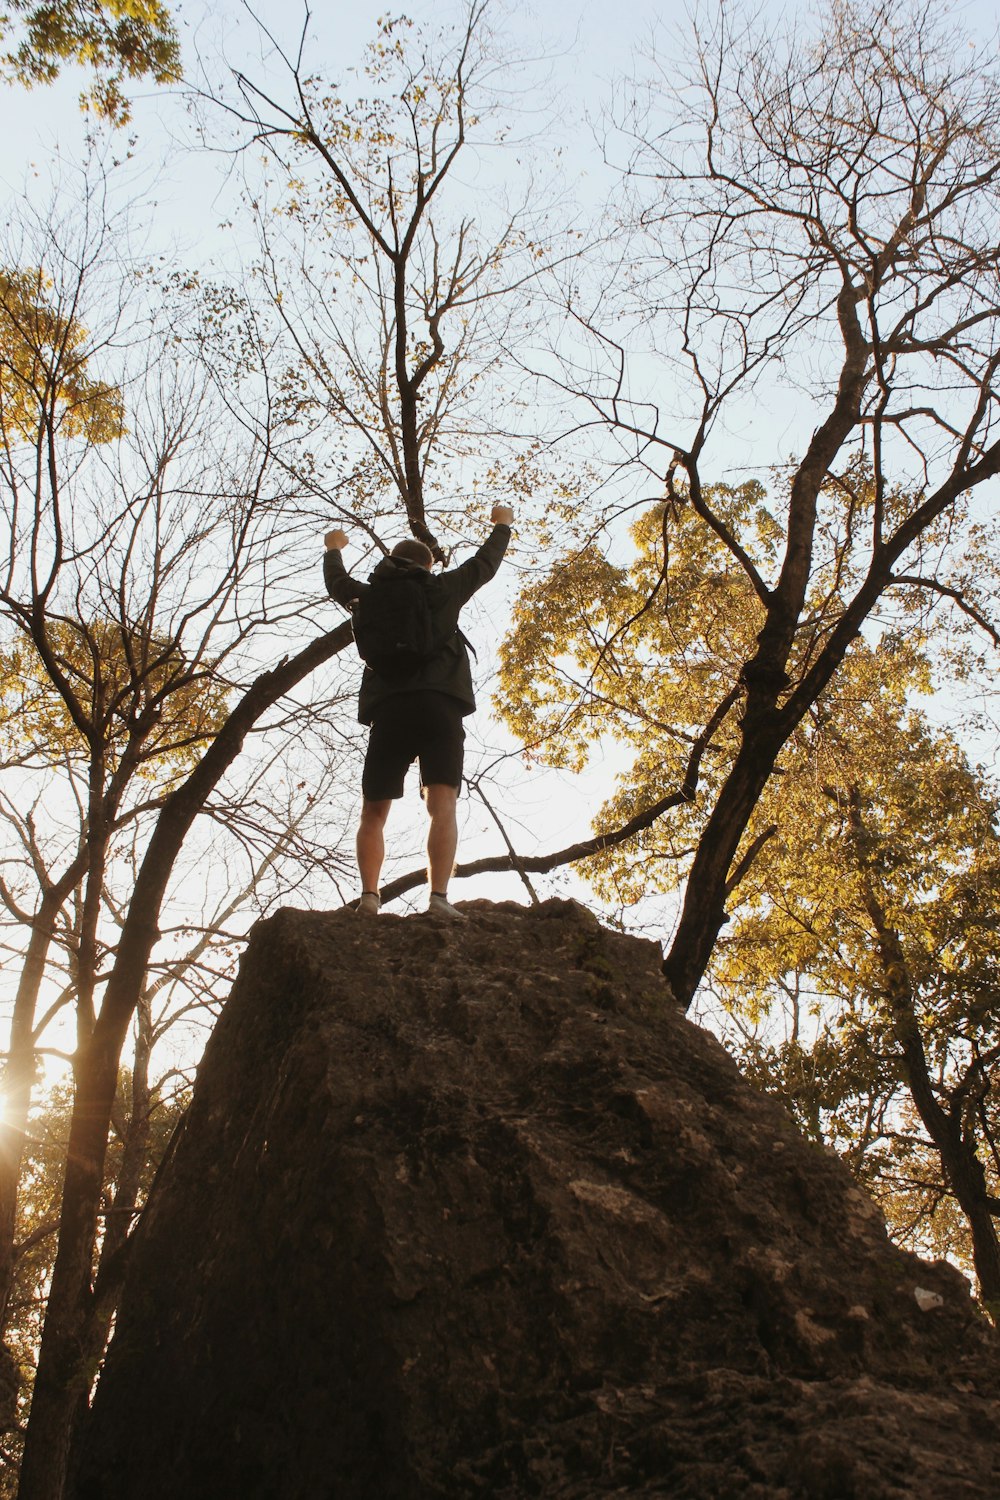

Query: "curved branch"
<box><xmin>379</xmin><ymin>683</ymin><xmax>741</xmax><ymax>904</ymax></box>
<box><xmin>891</xmin><ymin>573</ymin><xmax>1000</xmax><ymax>650</ymax></box>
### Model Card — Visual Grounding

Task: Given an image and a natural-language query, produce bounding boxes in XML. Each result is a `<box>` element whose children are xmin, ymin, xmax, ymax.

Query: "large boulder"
<box><xmin>73</xmin><ymin>900</ymin><xmax>999</xmax><ymax>1498</ymax></box>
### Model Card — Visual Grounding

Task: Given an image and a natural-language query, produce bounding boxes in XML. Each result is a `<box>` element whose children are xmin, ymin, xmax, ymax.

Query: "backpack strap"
<box><xmin>456</xmin><ymin>625</ymin><xmax>477</xmax><ymax>660</ymax></box>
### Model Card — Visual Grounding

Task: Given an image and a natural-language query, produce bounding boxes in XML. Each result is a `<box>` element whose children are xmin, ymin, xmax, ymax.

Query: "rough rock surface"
<box><xmin>74</xmin><ymin>900</ymin><xmax>1000</xmax><ymax>1498</ymax></box>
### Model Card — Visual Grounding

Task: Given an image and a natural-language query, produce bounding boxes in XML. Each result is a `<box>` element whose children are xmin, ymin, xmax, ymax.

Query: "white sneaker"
<box><xmin>427</xmin><ymin>892</ymin><xmax>466</xmax><ymax>921</ymax></box>
<box><xmin>357</xmin><ymin>891</ymin><xmax>381</xmax><ymax>917</ymax></box>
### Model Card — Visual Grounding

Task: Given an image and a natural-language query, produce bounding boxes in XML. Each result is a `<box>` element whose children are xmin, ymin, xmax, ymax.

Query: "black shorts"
<box><xmin>362</xmin><ymin>691</ymin><xmax>466</xmax><ymax>801</ymax></box>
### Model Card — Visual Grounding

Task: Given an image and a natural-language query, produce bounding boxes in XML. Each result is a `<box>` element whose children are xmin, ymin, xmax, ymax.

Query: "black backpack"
<box><xmin>352</xmin><ymin>569</ymin><xmax>439</xmax><ymax>680</ymax></box>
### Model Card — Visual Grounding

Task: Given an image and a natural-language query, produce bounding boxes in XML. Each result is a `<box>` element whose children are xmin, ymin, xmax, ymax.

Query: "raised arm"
<box><xmin>323</xmin><ymin>529</ymin><xmax>362</xmax><ymax>609</ymax></box>
<box><xmin>445</xmin><ymin>505</ymin><xmax>515</xmax><ymax>605</ymax></box>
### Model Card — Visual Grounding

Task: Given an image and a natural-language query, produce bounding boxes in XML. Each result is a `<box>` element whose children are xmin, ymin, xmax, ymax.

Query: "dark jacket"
<box><xmin>323</xmin><ymin>524</ymin><xmax>510</xmax><ymax>724</ymax></box>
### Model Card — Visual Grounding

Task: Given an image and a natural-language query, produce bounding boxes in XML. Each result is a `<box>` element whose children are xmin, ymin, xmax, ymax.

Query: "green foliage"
<box><xmin>497</xmin><ymin>480</ymin><xmax>771</xmax><ymax>777</ymax></box>
<box><xmin>0</xmin><ymin>0</ymin><xmax>180</xmax><ymax>124</ymax></box>
<box><xmin>0</xmin><ymin>619</ymin><xmax>231</xmax><ymax>779</ymax></box>
<box><xmin>0</xmin><ymin>268</ymin><xmax>125</xmax><ymax>442</ymax></box>
<box><xmin>497</xmin><ymin>455</ymin><xmax>1000</xmax><ymax>1285</ymax></box>
<box><xmin>0</xmin><ymin>1076</ymin><xmax>188</xmax><ymax>1486</ymax></box>
<box><xmin>713</xmin><ymin>706</ymin><xmax>1000</xmax><ymax>1281</ymax></box>
<box><xmin>496</xmin><ymin>458</ymin><xmax>944</xmax><ymax>890</ymax></box>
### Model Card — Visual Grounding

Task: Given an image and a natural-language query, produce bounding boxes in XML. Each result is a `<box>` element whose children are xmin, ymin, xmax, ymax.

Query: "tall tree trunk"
<box><xmin>662</xmin><ymin>697</ymin><xmax>787</xmax><ymax>1007</ymax></box>
<box><xmin>0</xmin><ymin>919</ymin><xmax>55</xmax><ymax>1330</ymax></box>
<box><xmin>883</xmin><ymin>949</ymin><xmax>1000</xmax><ymax>1302</ymax></box>
<box><xmin>61</xmin><ymin>997</ymin><xmax>154</xmax><ymax>1500</ymax></box>
<box><xmin>0</xmin><ymin>856</ymin><xmax>88</xmax><ymax>1332</ymax></box>
<box><xmin>848</xmin><ymin>801</ymin><xmax>1000</xmax><ymax>1305</ymax></box>
<box><xmin>16</xmin><ymin>623</ymin><xmax>351</xmax><ymax>1500</ymax></box>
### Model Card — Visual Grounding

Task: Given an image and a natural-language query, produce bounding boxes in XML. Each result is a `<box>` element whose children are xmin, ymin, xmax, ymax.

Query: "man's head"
<box><xmin>391</xmin><ymin>538</ymin><xmax>434</xmax><ymax>570</ymax></box>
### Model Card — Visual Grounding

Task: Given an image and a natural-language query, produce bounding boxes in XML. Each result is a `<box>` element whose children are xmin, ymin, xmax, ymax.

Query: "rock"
<box><xmin>72</xmin><ymin>900</ymin><xmax>1000</xmax><ymax>1498</ymax></box>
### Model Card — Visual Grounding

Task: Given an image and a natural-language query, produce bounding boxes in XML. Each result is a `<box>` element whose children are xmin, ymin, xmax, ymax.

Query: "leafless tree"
<box><xmin>0</xmin><ymin>178</ymin><xmax>355</xmax><ymax>1497</ymax></box>
<box><xmin>195</xmin><ymin>0</ymin><xmax>567</xmax><ymax>560</ymax></box>
<box><xmin>3</xmin><ymin>3</ymin><xmax>571</xmax><ymax>1488</ymax></box>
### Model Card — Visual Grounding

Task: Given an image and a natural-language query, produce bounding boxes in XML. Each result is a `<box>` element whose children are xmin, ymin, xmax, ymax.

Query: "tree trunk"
<box><xmin>662</xmin><ymin>693</ymin><xmax>788</xmax><ymax>1008</ymax></box>
<box><xmin>945</xmin><ymin>1144</ymin><xmax>1000</xmax><ymax>1307</ymax></box>
<box><xmin>848</xmin><ymin>800</ymin><xmax>1000</xmax><ymax>1306</ymax></box>
<box><xmin>889</xmin><ymin>992</ymin><xmax>1000</xmax><ymax>1303</ymax></box>
<box><xmin>0</xmin><ymin>920</ymin><xmax>54</xmax><ymax>1329</ymax></box>
<box><xmin>0</xmin><ymin>858</ymin><xmax>87</xmax><ymax>1332</ymax></box>
<box><xmin>16</xmin><ymin>622</ymin><xmax>351</xmax><ymax>1500</ymax></box>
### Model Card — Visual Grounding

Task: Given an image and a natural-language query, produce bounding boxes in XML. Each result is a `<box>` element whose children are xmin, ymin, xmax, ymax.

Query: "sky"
<box><xmin>2</xmin><ymin>0</ymin><xmax>999</xmax><ymax>858</ymax></box>
<box><xmin>0</xmin><ymin>2</ymin><xmax>659</xmax><ymax>1092</ymax></box>
<box><xmin>3</xmin><ymin>0</ymin><xmax>1000</xmax><ymax>1080</ymax></box>
<box><xmin>0</xmin><ymin>0</ymin><xmax>700</xmax><ymax>925</ymax></box>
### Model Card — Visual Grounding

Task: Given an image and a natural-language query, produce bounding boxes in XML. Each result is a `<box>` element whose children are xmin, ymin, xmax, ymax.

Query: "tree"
<box><xmin>2</xmin><ymin>4</ymin><xmax>562</xmax><ymax>1489</ymax></box>
<box><xmin>0</xmin><ymin>0</ymin><xmax>180</xmax><ymax>124</ymax></box>
<box><xmin>710</xmin><ymin>708</ymin><xmax>1000</xmax><ymax>1307</ymax></box>
<box><xmin>494</xmin><ymin>0</ymin><xmax>1000</xmax><ymax>1012</ymax></box>
<box><xmin>0</xmin><ymin>185</ymin><xmax>355</xmax><ymax>1498</ymax></box>
<box><xmin>0</xmin><ymin>269</ymin><xmax>124</xmax><ymax>441</ymax></box>
<box><xmin>205</xmin><ymin>0</ymin><xmax>561</xmax><ymax>560</ymax></box>
<box><xmin>495</xmin><ymin>449</ymin><xmax>1000</xmax><ymax>1294</ymax></box>
<box><xmin>0</xmin><ymin>1075</ymin><xmax>188</xmax><ymax>1496</ymax></box>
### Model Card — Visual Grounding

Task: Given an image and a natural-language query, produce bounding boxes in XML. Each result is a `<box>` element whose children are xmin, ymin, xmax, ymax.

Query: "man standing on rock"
<box><xmin>324</xmin><ymin>505</ymin><xmax>514</xmax><ymax>918</ymax></box>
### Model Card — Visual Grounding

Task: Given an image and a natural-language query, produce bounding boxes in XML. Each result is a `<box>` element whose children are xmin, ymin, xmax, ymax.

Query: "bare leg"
<box><xmin>357</xmin><ymin>798</ymin><xmax>392</xmax><ymax>896</ymax></box>
<box><xmin>424</xmin><ymin>783</ymin><xmax>459</xmax><ymax>895</ymax></box>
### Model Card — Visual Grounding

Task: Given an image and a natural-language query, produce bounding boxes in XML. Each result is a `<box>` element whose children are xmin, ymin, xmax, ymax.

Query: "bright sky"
<box><xmin>2</xmin><ymin>0</ymin><xmax>1000</xmax><ymax>1078</ymax></box>
<box><xmin>0</xmin><ymin>0</ymin><xmax>691</xmax><ymax>923</ymax></box>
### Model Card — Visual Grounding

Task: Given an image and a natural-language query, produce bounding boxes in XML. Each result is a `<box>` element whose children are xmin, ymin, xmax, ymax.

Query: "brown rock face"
<box><xmin>73</xmin><ymin>900</ymin><xmax>999</xmax><ymax>1498</ymax></box>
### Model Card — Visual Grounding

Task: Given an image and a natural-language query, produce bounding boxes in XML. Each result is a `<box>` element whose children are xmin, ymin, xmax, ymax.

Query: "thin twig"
<box><xmin>469</xmin><ymin>777</ymin><xmax>541</xmax><ymax>905</ymax></box>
